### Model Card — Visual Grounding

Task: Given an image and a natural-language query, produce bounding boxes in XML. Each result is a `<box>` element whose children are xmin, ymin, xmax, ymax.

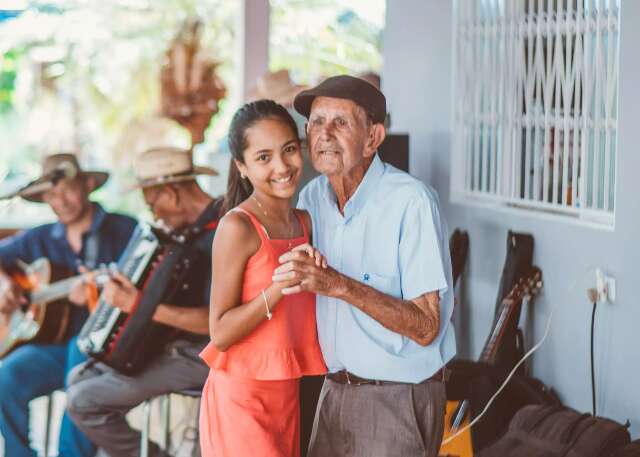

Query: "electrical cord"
<box><xmin>586</xmin><ymin>286</ymin><xmax>599</xmax><ymax>417</ymax></box>
<box><xmin>590</xmin><ymin>300</ymin><xmax>598</xmax><ymax>417</ymax></box>
<box><xmin>441</xmin><ymin>266</ymin><xmax>598</xmax><ymax>446</ymax></box>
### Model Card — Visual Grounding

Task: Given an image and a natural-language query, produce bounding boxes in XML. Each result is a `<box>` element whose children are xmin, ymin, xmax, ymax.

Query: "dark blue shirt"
<box><xmin>0</xmin><ymin>203</ymin><xmax>137</xmax><ymax>337</ymax></box>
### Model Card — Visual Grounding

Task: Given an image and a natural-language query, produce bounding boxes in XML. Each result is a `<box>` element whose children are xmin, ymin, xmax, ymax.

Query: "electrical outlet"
<box><xmin>604</xmin><ymin>275</ymin><xmax>616</xmax><ymax>303</ymax></box>
<box><xmin>595</xmin><ymin>268</ymin><xmax>616</xmax><ymax>304</ymax></box>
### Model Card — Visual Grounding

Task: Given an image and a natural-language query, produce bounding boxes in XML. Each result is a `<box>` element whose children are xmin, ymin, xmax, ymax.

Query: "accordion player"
<box><xmin>77</xmin><ymin>207</ymin><xmax>218</xmax><ymax>374</ymax></box>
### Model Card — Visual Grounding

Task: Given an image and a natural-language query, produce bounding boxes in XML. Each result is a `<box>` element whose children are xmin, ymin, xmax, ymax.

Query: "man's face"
<box><xmin>142</xmin><ymin>184</ymin><xmax>184</xmax><ymax>230</ymax></box>
<box><xmin>42</xmin><ymin>177</ymin><xmax>92</xmax><ymax>225</ymax></box>
<box><xmin>306</xmin><ymin>97</ymin><xmax>372</xmax><ymax>178</ymax></box>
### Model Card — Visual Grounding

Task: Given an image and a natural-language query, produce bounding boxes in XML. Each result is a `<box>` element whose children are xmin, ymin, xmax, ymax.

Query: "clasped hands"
<box><xmin>272</xmin><ymin>244</ymin><xmax>344</xmax><ymax>297</ymax></box>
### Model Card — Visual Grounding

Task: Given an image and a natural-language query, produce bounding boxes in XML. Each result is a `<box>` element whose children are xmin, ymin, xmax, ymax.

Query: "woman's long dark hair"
<box><xmin>220</xmin><ymin>99</ymin><xmax>300</xmax><ymax>215</ymax></box>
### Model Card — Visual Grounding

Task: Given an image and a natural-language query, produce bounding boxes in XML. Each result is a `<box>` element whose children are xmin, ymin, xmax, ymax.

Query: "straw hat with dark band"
<box><xmin>131</xmin><ymin>146</ymin><xmax>218</xmax><ymax>190</ymax></box>
<box><xmin>5</xmin><ymin>153</ymin><xmax>109</xmax><ymax>203</ymax></box>
<box><xmin>293</xmin><ymin>74</ymin><xmax>387</xmax><ymax>124</ymax></box>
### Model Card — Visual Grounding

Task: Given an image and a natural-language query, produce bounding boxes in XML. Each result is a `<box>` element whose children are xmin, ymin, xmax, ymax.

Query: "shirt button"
<box><xmin>363</xmin><ymin>273</ymin><xmax>370</xmax><ymax>281</ymax></box>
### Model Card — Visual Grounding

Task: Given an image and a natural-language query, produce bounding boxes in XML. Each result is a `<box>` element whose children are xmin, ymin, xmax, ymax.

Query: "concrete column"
<box><xmin>236</xmin><ymin>0</ymin><xmax>270</xmax><ymax>104</ymax></box>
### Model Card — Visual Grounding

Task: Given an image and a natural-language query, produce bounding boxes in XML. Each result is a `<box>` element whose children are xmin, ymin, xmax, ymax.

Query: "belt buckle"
<box><xmin>442</xmin><ymin>367</ymin><xmax>451</xmax><ymax>383</ymax></box>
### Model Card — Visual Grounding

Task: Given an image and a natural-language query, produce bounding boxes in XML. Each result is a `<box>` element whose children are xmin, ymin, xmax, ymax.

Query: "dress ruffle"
<box><xmin>200</xmin><ymin>342</ymin><xmax>327</xmax><ymax>380</ymax></box>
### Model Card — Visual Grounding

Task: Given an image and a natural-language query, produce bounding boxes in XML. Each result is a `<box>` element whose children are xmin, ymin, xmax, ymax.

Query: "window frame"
<box><xmin>450</xmin><ymin>0</ymin><xmax>620</xmax><ymax>229</ymax></box>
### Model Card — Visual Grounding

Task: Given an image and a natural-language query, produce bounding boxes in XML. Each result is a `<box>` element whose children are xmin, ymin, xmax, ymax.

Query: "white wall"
<box><xmin>384</xmin><ymin>0</ymin><xmax>640</xmax><ymax>438</ymax></box>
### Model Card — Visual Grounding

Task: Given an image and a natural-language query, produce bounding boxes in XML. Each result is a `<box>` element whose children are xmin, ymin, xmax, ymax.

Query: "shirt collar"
<box><xmin>50</xmin><ymin>203</ymin><xmax>106</xmax><ymax>239</ymax></box>
<box><xmin>323</xmin><ymin>153</ymin><xmax>385</xmax><ymax>221</ymax></box>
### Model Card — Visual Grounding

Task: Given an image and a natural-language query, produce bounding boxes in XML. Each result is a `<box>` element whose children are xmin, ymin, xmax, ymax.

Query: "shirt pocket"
<box><xmin>362</xmin><ymin>271</ymin><xmax>402</xmax><ymax>299</ymax></box>
<box><xmin>351</xmin><ymin>273</ymin><xmax>407</xmax><ymax>355</ymax></box>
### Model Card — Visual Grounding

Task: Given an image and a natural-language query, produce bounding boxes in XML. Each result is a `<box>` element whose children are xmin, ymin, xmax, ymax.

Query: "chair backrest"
<box><xmin>449</xmin><ymin>228</ymin><xmax>469</xmax><ymax>288</ymax></box>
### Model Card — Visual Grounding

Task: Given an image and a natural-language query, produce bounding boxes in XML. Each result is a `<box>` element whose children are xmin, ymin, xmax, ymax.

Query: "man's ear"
<box><xmin>84</xmin><ymin>175</ymin><xmax>96</xmax><ymax>193</ymax></box>
<box><xmin>364</xmin><ymin>123</ymin><xmax>386</xmax><ymax>158</ymax></box>
<box><xmin>166</xmin><ymin>184</ymin><xmax>181</xmax><ymax>206</ymax></box>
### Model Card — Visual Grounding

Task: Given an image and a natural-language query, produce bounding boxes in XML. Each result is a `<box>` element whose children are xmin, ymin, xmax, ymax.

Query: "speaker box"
<box><xmin>378</xmin><ymin>133</ymin><xmax>409</xmax><ymax>172</ymax></box>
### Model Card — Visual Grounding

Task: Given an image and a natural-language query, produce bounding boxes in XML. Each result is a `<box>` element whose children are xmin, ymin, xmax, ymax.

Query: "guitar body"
<box><xmin>0</xmin><ymin>259</ymin><xmax>72</xmax><ymax>358</ymax></box>
<box><xmin>440</xmin><ymin>400</ymin><xmax>473</xmax><ymax>457</ymax></box>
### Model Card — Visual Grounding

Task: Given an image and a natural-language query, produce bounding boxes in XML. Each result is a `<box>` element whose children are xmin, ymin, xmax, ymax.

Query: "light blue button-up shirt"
<box><xmin>298</xmin><ymin>154</ymin><xmax>456</xmax><ymax>383</ymax></box>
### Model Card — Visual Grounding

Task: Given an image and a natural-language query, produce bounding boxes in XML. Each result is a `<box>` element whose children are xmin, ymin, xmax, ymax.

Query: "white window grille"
<box><xmin>451</xmin><ymin>0</ymin><xmax>620</xmax><ymax>227</ymax></box>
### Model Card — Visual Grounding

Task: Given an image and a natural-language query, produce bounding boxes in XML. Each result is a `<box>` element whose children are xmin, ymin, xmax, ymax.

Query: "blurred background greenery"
<box><xmin>0</xmin><ymin>0</ymin><xmax>384</xmax><ymax>227</ymax></box>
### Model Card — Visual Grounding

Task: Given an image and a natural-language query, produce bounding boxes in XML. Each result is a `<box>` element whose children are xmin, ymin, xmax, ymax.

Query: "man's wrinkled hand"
<box><xmin>102</xmin><ymin>272</ymin><xmax>139</xmax><ymax>313</ymax></box>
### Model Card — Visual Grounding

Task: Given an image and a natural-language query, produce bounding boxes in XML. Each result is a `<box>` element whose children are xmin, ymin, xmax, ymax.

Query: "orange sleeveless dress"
<box><xmin>199</xmin><ymin>208</ymin><xmax>327</xmax><ymax>457</ymax></box>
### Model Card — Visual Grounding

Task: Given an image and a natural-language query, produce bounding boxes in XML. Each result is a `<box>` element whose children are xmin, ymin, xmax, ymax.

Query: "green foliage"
<box><xmin>0</xmin><ymin>0</ymin><xmax>385</xmax><ymax>224</ymax></box>
<box><xmin>0</xmin><ymin>0</ymin><xmax>238</xmax><ymax>219</ymax></box>
<box><xmin>269</xmin><ymin>0</ymin><xmax>384</xmax><ymax>83</ymax></box>
<box><xmin>0</xmin><ymin>49</ymin><xmax>21</xmax><ymax>113</ymax></box>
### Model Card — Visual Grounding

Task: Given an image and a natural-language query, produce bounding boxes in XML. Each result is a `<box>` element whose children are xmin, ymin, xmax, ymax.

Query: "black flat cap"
<box><xmin>293</xmin><ymin>75</ymin><xmax>386</xmax><ymax>124</ymax></box>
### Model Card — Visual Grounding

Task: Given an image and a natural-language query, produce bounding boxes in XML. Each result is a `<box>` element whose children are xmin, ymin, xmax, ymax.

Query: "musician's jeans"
<box><xmin>66</xmin><ymin>339</ymin><xmax>208</xmax><ymax>457</ymax></box>
<box><xmin>0</xmin><ymin>336</ymin><xmax>95</xmax><ymax>457</ymax></box>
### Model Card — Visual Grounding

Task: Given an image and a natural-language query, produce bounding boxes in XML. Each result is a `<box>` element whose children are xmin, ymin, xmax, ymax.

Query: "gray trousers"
<box><xmin>66</xmin><ymin>339</ymin><xmax>209</xmax><ymax>457</ymax></box>
<box><xmin>308</xmin><ymin>377</ymin><xmax>446</xmax><ymax>457</ymax></box>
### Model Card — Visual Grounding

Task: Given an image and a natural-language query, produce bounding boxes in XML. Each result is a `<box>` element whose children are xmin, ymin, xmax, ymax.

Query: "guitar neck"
<box><xmin>478</xmin><ymin>297</ymin><xmax>523</xmax><ymax>364</ymax></box>
<box><xmin>30</xmin><ymin>271</ymin><xmax>107</xmax><ymax>305</ymax></box>
<box><xmin>30</xmin><ymin>276</ymin><xmax>81</xmax><ymax>304</ymax></box>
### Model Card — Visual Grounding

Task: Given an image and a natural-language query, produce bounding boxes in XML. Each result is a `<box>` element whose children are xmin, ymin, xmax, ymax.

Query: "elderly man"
<box><xmin>66</xmin><ymin>147</ymin><xmax>220</xmax><ymax>457</ymax></box>
<box><xmin>0</xmin><ymin>153</ymin><xmax>136</xmax><ymax>457</ymax></box>
<box><xmin>273</xmin><ymin>75</ymin><xmax>455</xmax><ymax>457</ymax></box>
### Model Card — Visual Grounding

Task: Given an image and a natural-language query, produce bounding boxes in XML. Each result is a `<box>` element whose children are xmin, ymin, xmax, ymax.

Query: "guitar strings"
<box><xmin>441</xmin><ymin>265</ymin><xmax>598</xmax><ymax>446</ymax></box>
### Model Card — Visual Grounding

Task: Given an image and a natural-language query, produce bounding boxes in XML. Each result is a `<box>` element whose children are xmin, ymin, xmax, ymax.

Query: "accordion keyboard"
<box><xmin>77</xmin><ymin>224</ymin><xmax>162</xmax><ymax>355</ymax></box>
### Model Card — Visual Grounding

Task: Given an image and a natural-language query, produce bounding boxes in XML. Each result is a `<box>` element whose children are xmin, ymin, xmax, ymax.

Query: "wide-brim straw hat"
<box><xmin>3</xmin><ymin>153</ymin><xmax>108</xmax><ymax>203</ymax></box>
<box><xmin>247</xmin><ymin>69</ymin><xmax>307</xmax><ymax>107</ymax></box>
<box><xmin>129</xmin><ymin>146</ymin><xmax>218</xmax><ymax>190</ymax></box>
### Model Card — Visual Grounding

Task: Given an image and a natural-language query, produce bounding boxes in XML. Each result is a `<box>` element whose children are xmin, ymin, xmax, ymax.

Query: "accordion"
<box><xmin>77</xmin><ymin>223</ymin><xmax>194</xmax><ymax>374</ymax></box>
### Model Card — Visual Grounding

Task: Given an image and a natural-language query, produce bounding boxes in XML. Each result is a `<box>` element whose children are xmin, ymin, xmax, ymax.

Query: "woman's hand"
<box><xmin>269</xmin><ymin>244</ymin><xmax>329</xmax><ymax>294</ymax></box>
<box><xmin>272</xmin><ymin>244</ymin><xmax>346</xmax><ymax>297</ymax></box>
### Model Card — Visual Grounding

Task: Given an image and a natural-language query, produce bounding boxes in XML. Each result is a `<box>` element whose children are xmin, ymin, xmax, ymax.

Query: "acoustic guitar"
<box><xmin>0</xmin><ymin>258</ymin><xmax>109</xmax><ymax>358</ymax></box>
<box><xmin>439</xmin><ymin>266</ymin><xmax>543</xmax><ymax>457</ymax></box>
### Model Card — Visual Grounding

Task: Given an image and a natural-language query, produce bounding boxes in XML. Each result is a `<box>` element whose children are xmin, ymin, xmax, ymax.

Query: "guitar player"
<box><xmin>0</xmin><ymin>153</ymin><xmax>136</xmax><ymax>457</ymax></box>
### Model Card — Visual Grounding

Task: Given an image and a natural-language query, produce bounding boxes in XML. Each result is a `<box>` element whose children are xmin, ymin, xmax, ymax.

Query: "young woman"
<box><xmin>199</xmin><ymin>100</ymin><xmax>327</xmax><ymax>457</ymax></box>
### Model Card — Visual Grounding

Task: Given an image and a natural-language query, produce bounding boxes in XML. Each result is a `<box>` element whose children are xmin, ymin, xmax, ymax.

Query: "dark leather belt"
<box><xmin>327</xmin><ymin>367</ymin><xmax>449</xmax><ymax>386</ymax></box>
